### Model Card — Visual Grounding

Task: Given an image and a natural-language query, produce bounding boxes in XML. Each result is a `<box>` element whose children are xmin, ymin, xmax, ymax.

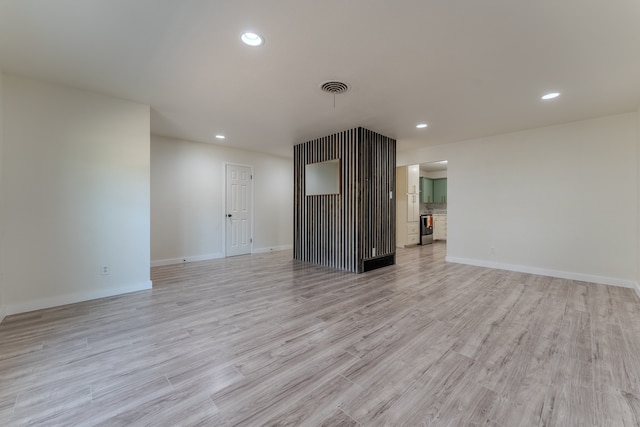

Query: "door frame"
<box><xmin>223</xmin><ymin>162</ymin><xmax>255</xmax><ymax>257</ymax></box>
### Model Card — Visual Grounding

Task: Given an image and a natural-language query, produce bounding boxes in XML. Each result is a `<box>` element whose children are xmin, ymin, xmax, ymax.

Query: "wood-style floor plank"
<box><xmin>1</xmin><ymin>243</ymin><xmax>639</xmax><ymax>426</ymax></box>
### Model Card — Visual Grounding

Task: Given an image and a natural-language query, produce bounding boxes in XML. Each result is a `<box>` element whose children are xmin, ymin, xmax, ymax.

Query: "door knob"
<box><xmin>226</xmin><ymin>214</ymin><xmax>232</xmax><ymax>218</ymax></box>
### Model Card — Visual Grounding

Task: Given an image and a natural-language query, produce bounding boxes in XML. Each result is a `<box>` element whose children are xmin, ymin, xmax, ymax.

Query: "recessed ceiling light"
<box><xmin>416</xmin><ymin>123</ymin><xmax>428</xmax><ymax>129</ymax></box>
<box><xmin>215</xmin><ymin>135</ymin><xmax>225</xmax><ymax>139</ymax></box>
<box><xmin>241</xmin><ymin>32</ymin><xmax>264</xmax><ymax>47</ymax></box>
<box><xmin>541</xmin><ymin>92</ymin><xmax>560</xmax><ymax>100</ymax></box>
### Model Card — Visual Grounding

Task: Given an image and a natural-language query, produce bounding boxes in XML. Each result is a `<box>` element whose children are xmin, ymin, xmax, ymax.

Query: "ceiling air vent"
<box><xmin>320</xmin><ymin>81</ymin><xmax>350</xmax><ymax>94</ymax></box>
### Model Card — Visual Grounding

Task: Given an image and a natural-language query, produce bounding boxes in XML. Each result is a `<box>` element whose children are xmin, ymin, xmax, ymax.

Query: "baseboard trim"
<box><xmin>445</xmin><ymin>256</ymin><xmax>635</xmax><ymax>289</ymax></box>
<box><xmin>0</xmin><ymin>307</ymin><xmax>5</xmax><ymax>324</ymax></box>
<box><xmin>151</xmin><ymin>253</ymin><xmax>224</xmax><ymax>267</ymax></box>
<box><xmin>634</xmin><ymin>281</ymin><xmax>640</xmax><ymax>301</ymax></box>
<box><xmin>252</xmin><ymin>245</ymin><xmax>293</xmax><ymax>254</ymax></box>
<box><xmin>151</xmin><ymin>247</ymin><xmax>292</xmax><ymax>266</ymax></box>
<box><xmin>5</xmin><ymin>280</ymin><xmax>153</xmax><ymax>316</ymax></box>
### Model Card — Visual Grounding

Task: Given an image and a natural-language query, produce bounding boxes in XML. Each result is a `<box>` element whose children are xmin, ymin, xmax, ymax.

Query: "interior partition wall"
<box><xmin>293</xmin><ymin>127</ymin><xmax>396</xmax><ymax>273</ymax></box>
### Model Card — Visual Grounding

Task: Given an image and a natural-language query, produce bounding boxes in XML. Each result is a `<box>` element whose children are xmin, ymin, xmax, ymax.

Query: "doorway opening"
<box><xmin>419</xmin><ymin>160</ymin><xmax>448</xmax><ymax>243</ymax></box>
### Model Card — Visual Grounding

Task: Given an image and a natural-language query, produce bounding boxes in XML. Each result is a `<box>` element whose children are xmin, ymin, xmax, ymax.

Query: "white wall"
<box><xmin>0</xmin><ymin>72</ymin><xmax>5</xmax><ymax>322</ymax></box>
<box><xmin>421</xmin><ymin>170</ymin><xmax>447</xmax><ymax>179</ymax></box>
<box><xmin>399</xmin><ymin>113</ymin><xmax>638</xmax><ymax>287</ymax></box>
<box><xmin>151</xmin><ymin>135</ymin><xmax>293</xmax><ymax>266</ymax></box>
<box><xmin>2</xmin><ymin>75</ymin><xmax>151</xmax><ymax>315</ymax></box>
<box><xmin>395</xmin><ymin>166</ymin><xmax>409</xmax><ymax>247</ymax></box>
<box><xmin>637</xmin><ymin>106</ymin><xmax>640</xmax><ymax>296</ymax></box>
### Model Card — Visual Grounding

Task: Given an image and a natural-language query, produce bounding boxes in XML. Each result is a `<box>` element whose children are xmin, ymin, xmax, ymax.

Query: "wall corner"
<box><xmin>0</xmin><ymin>70</ymin><xmax>5</xmax><ymax>322</ymax></box>
<box><xmin>637</xmin><ymin>105</ymin><xmax>640</xmax><ymax>288</ymax></box>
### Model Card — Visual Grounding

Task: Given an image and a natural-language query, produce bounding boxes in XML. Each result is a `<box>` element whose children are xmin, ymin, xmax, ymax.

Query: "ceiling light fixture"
<box><xmin>215</xmin><ymin>135</ymin><xmax>225</xmax><ymax>139</ymax></box>
<box><xmin>241</xmin><ymin>32</ymin><xmax>264</xmax><ymax>47</ymax></box>
<box><xmin>416</xmin><ymin>123</ymin><xmax>428</xmax><ymax>128</ymax></box>
<box><xmin>541</xmin><ymin>92</ymin><xmax>560</xmax><ymax>100</ymax></box>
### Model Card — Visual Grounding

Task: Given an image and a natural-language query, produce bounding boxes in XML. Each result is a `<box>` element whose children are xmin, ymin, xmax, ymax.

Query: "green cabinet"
<box><xmin>421</xmin><ymin>177</ymin><xmax>447</xmax><ymax>204</ymax></box>
<box><xmin>433</xmin><ymin>178</ymin><xmax>447</xmax><ymax>203</ymax></box>
<box><xmin>420</xmin><ymin>177</ymin><xmax>434</xmax><ymax>203</ymax></box>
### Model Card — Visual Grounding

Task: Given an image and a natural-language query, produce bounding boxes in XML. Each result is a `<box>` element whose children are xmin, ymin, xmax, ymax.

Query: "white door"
<box><xmin>225</xmin><ymin>164</ymin><xmax>252</xmax><ymax>256</ymax></box>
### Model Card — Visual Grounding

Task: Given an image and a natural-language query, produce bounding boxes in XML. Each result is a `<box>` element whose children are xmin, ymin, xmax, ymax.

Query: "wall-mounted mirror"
<box><xmin>306</xmin><ymin>159</ymin><xmax>341</xmax><ymax>195</ymax></box>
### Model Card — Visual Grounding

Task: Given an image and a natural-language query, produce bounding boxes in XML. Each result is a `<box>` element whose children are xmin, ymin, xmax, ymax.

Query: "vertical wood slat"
<box><xmin>293</xmin><ymin>127</ymin><xmax>396</xmax><ymax>273</ymax></box>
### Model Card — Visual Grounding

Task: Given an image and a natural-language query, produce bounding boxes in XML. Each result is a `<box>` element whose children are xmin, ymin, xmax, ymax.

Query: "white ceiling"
<box><xmin>1</xmin><ymin>0</ymin><xmax>639</xmax><ymax>159</ymax></box>
<box><xmin>421</xmin><ymin>162</ymin><xmax>448</xmax><ymax>173</ymax></box>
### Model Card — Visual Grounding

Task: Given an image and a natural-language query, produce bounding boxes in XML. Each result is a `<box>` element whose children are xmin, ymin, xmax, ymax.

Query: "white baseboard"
<box><xmin>252</xmin><ymin>245</ymin><xmax>293</xmax><ymax>254</ymax></box>
<box><xmin>445</xmin><ymin>256</ymin><xmax>636</xmax><ymax>289</ymax></box>
<box><xmin>151</xmin><ymin>247</ymin><xmax>292</xmax><ymax>266</ymax></box>
<box><xmin>634</xmin><ymin>281</ymin><xmax>640</xmax><ymax>300</ymax></box>
<box><xmin>151</xmin><ymin>252</ymin><xmax>224</xmax><ymax>267</ymax></box>
<box><xmin>0</xmin><ymin>306</ymin><xmax>5</xmax><ymax>324</ymax></box>
<box><xmin>5</xmin><ymin>280</ymin><xmax>153</xmax><ymax>316</ymax></box>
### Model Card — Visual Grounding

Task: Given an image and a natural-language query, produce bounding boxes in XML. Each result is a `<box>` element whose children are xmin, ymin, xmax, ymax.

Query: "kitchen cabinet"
<box><xmin>433</xmin><ymin>214</ymin><xmax>447</xmax><ymax>240</ymax></box>
<box><xmin>407</xmin><ymin>222</ymin><xmax>420</xmax><ymax>245</ymax></box>
<box><xmin>433</xmin><ymin>178</ymin><xmax>447</xmax><ymax>203</ymax></box>
<box><xmin>407</xmin><ymin>193</ymin><xmax>420</xmax><ymax>222</ymax></box>
<box><xmin>407</xmin><ymin>165</ymin><xmax>420</xmax><ymax>222</ymax></box>
<box><xmin>396</xmin><ymin>165</ymin><xmax>421</xmax><ymax>247</ymax></box>
<box><xmin>420</xmin><ymin>177</ymin><xmax>433</xmax><ymax>203</ymax></box>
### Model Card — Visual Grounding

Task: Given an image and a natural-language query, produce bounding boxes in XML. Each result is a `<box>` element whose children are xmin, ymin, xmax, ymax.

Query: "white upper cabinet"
<box><xmin>406</xmin><ymin>165</ymin><xmax>420</xmax><ymax>222</ymax></box>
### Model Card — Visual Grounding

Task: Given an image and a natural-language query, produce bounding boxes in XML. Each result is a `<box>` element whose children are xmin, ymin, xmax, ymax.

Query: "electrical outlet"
<box><xmin>100</xmin><ymin>265</ymin><xmax>110</xmax><ymax>275</ymax></box>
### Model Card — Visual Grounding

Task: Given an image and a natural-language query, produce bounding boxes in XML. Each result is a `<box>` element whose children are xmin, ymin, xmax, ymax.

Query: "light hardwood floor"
<box><xmin>1</xmin><ymin>243</ymin><xmax>640</xmax><ymax>426</ymax></box>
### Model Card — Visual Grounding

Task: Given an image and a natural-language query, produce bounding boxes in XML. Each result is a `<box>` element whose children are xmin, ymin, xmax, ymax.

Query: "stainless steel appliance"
<box><xmin>420</xmin><ymin>214</ymin><xmax>433</xmax><ymax>245</ymax></box>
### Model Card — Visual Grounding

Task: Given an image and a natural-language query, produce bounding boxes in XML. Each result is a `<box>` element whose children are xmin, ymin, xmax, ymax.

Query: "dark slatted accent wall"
<box><xmin>359</xmin><ymin>128</ymin><xmax>397</xmax><ymax>267</ymax></box>
<box><xmin>293</xmin><ymin>127</ymin><xmax>396</xmax><ymax>273</ymax></box>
